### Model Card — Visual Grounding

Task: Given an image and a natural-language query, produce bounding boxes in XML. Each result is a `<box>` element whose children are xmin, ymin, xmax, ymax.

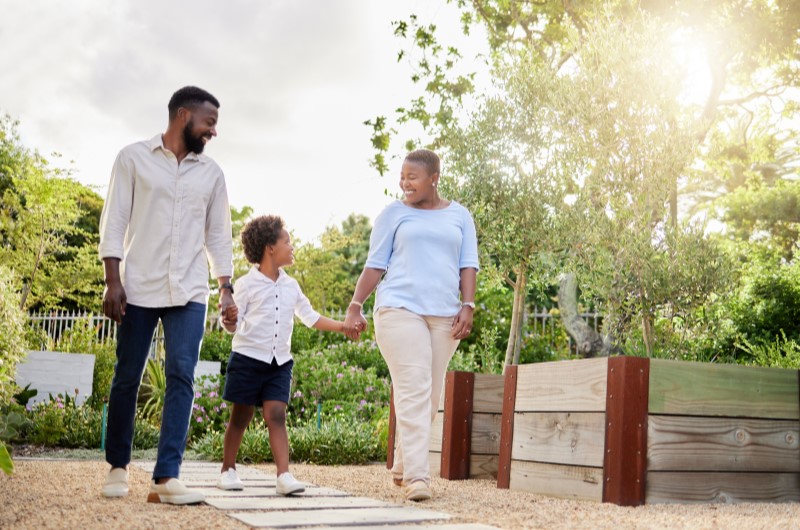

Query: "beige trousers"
<box><xmin>374</xmin><ymin>307</ymin><xmax>460</xmax><ymax>485</ymax></box>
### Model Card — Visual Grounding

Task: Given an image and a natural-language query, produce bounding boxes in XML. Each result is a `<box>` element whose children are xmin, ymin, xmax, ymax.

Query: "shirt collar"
<box><xmin>249</xmin><ymin>265</ymin><xmax>287</xmax><ymax>284</ymax></box>
<box><xmin>148</xmin><ymin>134</ymin><xmax>207</xmax><ymax>163</ymax></box>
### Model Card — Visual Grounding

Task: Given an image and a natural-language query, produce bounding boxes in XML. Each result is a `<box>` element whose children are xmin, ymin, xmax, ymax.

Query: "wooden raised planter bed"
<box><xmin>497</xmin><ymin>357</ymin><xmax>800</xmax><ymax>505</ymax></box>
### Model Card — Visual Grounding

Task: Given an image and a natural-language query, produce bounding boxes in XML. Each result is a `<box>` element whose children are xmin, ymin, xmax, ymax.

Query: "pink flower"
<box><xmin>336</xmin><ymin>373</ymin><xmax>343</xmax><ymax>379</ymax></box>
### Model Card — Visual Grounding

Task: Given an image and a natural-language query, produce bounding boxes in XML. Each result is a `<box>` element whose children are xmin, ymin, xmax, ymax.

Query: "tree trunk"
<box><xmin>558</xmin><ymin>272</ymin><xmax>618</xmax><ymax>357</ymax></box>
<box><xmin>503</xmin><ymin>266</ymin><xmax>527</xmax><ymax>370</ymax></box>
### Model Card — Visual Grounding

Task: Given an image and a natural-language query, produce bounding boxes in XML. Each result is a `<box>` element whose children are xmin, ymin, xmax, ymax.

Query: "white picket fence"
<box><xmin>26</xmin><ymin>310</ymin><xmax>223</xmax><ymax>355</ymax></box>
<box><xmin>27</xmin><ymin>307</ymin><xmax>601</xmax><ymax>354</ymax></box>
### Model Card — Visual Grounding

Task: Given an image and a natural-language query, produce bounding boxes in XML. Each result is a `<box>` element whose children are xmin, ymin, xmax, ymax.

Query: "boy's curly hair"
<box><xmin>241</xmin><ymin>215</ymin><xmax>284</xmax><ymax>264</ymax></box>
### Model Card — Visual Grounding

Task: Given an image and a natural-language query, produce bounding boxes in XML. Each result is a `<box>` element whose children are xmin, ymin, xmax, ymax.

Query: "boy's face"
<box><xmin>269</xmin><ymin>229</ymin><xmax>294</xmax><ymax>268</ymax></box>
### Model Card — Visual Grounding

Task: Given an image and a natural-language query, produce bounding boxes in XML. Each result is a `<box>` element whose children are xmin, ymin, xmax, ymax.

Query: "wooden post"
<box><xmin>497</xmin><ymin>364</ymin><xmax>518</xmax><ymax>489</ymax></box>
<box><xmin>602</xmin><ymin>356</ymin><xmax>650</xmax><ymax>506</ymax></box>
<box><xmin>440</xmin><ymin>371</ymin><xmax>474</xmax><ymax>479</ymax></box>
<box><xmin>386</xmin><ymin>386</ymin><xmax>396</xmax><ymax>470</ymax></box>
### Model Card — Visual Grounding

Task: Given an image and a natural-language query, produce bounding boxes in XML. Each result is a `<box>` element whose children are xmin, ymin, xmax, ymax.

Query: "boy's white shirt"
<box><xmin>225</xmin><ymin>266</ymin><xmax>320</xmax><ymax>365</ymax></box>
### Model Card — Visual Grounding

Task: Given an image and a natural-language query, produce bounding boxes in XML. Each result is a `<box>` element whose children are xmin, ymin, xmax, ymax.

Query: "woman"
<box><xmin>345</xmin><ymin>149</ymin><xmax>479</xmax><ymax>501</ymax></box>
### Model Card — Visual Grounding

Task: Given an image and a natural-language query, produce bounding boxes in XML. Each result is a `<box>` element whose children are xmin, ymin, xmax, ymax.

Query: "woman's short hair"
<box><xmin>405</xmin><ymin>149</ymin><xmax>440</xmax><ymax>176</ymax></box>
<box><xmin>241</xmin><ymin>215</ymin><xmax>284</xmax><ymax>264</ymax></box>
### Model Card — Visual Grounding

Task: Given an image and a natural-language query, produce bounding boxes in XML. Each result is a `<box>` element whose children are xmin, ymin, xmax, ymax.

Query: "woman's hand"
<box><xmin>344</xmin><ymin>306</ymin><xmax>368</xmax><ymax>340</ymax></box>
<box><xmin>451</xmin><ymin>305</ymin><xmax>474</xmax><ymax>340</ymax></box>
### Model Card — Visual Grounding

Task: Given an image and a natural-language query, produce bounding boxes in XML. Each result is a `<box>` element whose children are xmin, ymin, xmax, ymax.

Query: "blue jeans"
<box><xmin>105</xmin><ymin>302</ymin><xmax>206</xmax><ymax>480</ymax></box>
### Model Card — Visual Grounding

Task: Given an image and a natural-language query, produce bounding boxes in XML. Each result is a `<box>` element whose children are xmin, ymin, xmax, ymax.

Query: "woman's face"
<box><xmin>399</xmin><ymin>160</ymin><xmax>437</xmax><ymax>205</ymax></box>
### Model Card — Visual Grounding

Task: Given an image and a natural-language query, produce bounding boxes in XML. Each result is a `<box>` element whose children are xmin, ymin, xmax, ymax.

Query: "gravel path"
<box><xmin>2</xmin><ymin>459</ymin><xmax>799</xmax><ymax>529</ymax></box>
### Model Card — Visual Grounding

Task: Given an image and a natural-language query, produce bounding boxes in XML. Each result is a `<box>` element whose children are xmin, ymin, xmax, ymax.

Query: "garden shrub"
<box><xmin>290</xmin><ymin>418</ymin><xmax>385</xmax><ymax>464</ymax></box>
<box><xmin>188</xmin><ymin>374</ymin><xmax>230</xmax><ymax>442</ymax></box>
<box><xmin>0</xmin><ymin>265</ymin><xmax>28</xmax><ymax>403</ymax></box>
<box><xmin>191</xmin><ymin>417</ymin><xmax>385</xmax><ymax>465</ymax></box>
<box><xmin>200</xmin><ymin>329</ymin><xmax>232</xmax><ymax>373</ymax></box>
<box><xmin>290</xmin><ymin>349</ymin><xmax>390</xmax><ymax>425</ymax></box>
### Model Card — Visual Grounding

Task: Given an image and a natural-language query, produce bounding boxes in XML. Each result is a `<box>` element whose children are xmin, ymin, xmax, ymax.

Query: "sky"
<box><xmin>0</xmin><ymin>0</ymin><xmax>486</xmax><ymax>242</ymax></box>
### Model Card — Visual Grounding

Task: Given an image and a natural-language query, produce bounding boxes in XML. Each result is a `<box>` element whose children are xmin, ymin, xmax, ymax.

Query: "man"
<box><xmin>98</xmin><ymin>86</ymin><xmax>235</xmax><ymax>504</ymax></box>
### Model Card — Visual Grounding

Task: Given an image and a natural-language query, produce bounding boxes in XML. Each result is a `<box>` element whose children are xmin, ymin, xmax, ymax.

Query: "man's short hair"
<box><xmin>241</xmin><ymin>215</ymin><xmax>284</xmax><ymax>264</ymax></box>
<box><xmin>168</xmin><ymin>86</ymin><xmax>220</xmax><ymax>120</ymax></box>
<box><xmin>405</xmin><ymin>149</ymin><xmax>440</xmax><ymax>176</ymax></box>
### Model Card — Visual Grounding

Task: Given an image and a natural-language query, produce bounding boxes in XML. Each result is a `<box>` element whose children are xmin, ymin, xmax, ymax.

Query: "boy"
<box><xmin>217</xmin><ymin>215</ymin><xmax>361</xmax><ymax>494</ymax></box>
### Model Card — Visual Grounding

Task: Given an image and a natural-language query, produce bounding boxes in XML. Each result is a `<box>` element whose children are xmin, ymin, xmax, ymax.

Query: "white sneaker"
<box><xmin>147</xmin><ymin>478</ymin><xmax>205</xmax><ymax>505</ymax></box>
<box><xmin>102</xmin><ymin>467</ymin><xmax>129</xmax><ymax>498</ymax></box>
<box><xmin>217</xmin><ymin>468</ymin><xmax>244</xmax><ymax>491</ymax></box>
<box><xmin>276</xmin><ymin>472</ymin><xmax>305</xmax><ymax>496</ymax></box>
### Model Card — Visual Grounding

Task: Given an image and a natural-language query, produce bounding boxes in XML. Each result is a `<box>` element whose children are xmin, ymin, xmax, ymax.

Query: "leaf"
<box><xmin>0</xmin><ymin>441</ymin><xmax>13</xmax><ymax>475</ymax></box>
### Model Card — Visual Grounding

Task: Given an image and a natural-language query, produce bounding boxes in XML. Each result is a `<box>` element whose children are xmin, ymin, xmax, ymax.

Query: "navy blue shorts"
<box><xmin>222</xmin><ymin>352</ymin><xmax>294</xmax><ymax>406</ymax></box>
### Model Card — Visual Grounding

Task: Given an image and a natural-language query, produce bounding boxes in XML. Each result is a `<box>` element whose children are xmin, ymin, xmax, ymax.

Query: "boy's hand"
<box><xmin>222</xmin><ymin>305</ymin><xmax>238</xmax><ymax>326</ymax></box>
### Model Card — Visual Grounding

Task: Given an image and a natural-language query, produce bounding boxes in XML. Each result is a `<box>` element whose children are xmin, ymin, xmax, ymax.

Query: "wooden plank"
<box><xmin>647</xmin><ymin>415</ymin><xmax>800</xmax><ymax>472</ymax></box>
<box><xmin>429</xmin><ymin>452</ymin><xmax>441</xmax><ymax>476</ymax></box>
<box><xmin>510</xmin><ymin>412</ymin><xmax>605</xmax><ymax>467</ymax></box>
<box><xmin>387</xmin><ymin>386</ymin><xmax>396</xmax><ymax>470</ymax></box>
<box><xmin>473</xmin><ymin>373</ymin><xmax>505</xmax><ymax>414</ymax></box>
<box><xmin>509</xmin><ymin>460</ymin><xmax>603</xmax><ymax>501</ymax></box>
<box><xmin>646</xmin><ymin>471</ymin><xmax>800</xmax><ymax>504</ymax></box>
<box><xmin>515</xmin><ymin>358</ymin><xmax>608</xmax><ymax>412</ymax></box>
<box><xmin>469</xmin><ymin>454</ymin><xmax>498</xmax><ymax>480</ymax></box>
<box><xmin>441</xmin><ymin>371</ymin><xmax>474</xmax><ymax>479</ymax></box>
<box><xmin>649</xmin><ymin>359</ymin><xmax>799</xmax><ymax>419</ymax></box>
<box><xmin>429</xmin><ymin>412</ymin><xmax>444</xmax><ymax>451</ymax></box>
<box><xmin>471</xmin><ymin>412</ymin><xmax>502</xmax><ymax>455</ymax></box>
<box><xmin>603</xmin><ymin>356</ymin><xmax>649</xmax><ymax>506</ymax></box>
<box><xmin>497</xmin><ymin>365</ymin><xmax>518</xmax><ymax>489</ymax></box>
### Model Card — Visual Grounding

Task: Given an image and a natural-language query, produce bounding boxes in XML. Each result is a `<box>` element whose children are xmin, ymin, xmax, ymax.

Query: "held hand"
<box><xmin>222</xmin><ymin>305</ymin><xmax>238</xmax><ymax>327</ymax></box>
<box><xmin>103</xmin><ymin>280</ymin><xmax>127</xmax><ymax>324</ymax></box>
<box><xmin>451</xmin><ymin>306</ymin><xmax>474</xmax><ymax>340</ymax></box>
<box><xmin>344</xmin><ymin>307</ymin><xmax>368</xmax><ymax>341</ymax></box>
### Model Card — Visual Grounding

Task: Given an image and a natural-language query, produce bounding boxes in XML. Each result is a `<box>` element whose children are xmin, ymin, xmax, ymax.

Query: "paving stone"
<box><xmin>193</xmin><ymin>486</ymin><xmax>350</xmax><ymax>497</ymax></box>
<box><xmin>181</xmin><ymin>474</ymin><xmax>278</xmax><ymax>489</ymax></box>
<box><xmin>293</xmin><ymin>526</ymin><xmax>501</xmax><ymax>530</ymax></box>
<box><xmin>205</xmin><ymin>496</ymin><xmax>391</xmax><ymax>510</ymax></box>
<box><xmin>230</xmin><ymin>507</ymin><xmax>450</xmax><ymax>528</ymax></box>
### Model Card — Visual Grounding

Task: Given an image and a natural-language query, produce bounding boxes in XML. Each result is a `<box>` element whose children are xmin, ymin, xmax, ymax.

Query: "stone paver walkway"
<box><xmin>134</xmin><ymin>461</ymin><xmax>500</xmax><ymax>530</ymax></box>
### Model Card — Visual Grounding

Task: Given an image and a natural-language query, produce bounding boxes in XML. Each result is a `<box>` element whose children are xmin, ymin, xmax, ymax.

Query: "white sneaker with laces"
<box><xmin>217</xmin><ymin>468</ymin><xmax>244</xmax><ymax>491</ymax></box>
<box><xmin>276</xmin><ymin>472</ymin><xmax>305</xmax><ymax>496</ymax></box>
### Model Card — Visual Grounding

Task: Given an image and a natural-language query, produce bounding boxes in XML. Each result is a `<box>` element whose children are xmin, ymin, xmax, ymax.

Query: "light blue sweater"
<box><xmin>365</xmin><ymin>200</ymin><xmax>479</xmax><ymax>317</ymax></box>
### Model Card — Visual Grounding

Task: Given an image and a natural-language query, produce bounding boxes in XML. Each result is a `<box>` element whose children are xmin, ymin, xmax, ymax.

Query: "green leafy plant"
<box><xmin>13</xmin><ymin>383</ymin><xmax>37</xmax><ymax>406</ymax></box>
<box><xmin>140</xmin><ymin>359</ymin><xmax>167</xmax><ymax>422</ymax></box>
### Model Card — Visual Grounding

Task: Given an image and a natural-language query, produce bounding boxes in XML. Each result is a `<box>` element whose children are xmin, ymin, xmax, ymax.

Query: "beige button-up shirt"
<box><xmin>98</xmin><ymin>134</ymin><xmax>233</xmax><ymax>307</ymax></box>
<box><xmin>228</xmin><ymin>267</ymin><xmax>320</xmax><ymax>366</ymax></box>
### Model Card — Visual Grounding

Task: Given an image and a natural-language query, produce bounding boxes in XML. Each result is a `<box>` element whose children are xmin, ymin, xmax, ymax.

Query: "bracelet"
<box><xmin>461</xmin><ymin>301</ymin><xmax>476</xmax><ymax>309</ymax></box>
<box><xmin>349</xmin><ymin>300</ymin><xmax>363</xmax><ymax>309</ymax></box>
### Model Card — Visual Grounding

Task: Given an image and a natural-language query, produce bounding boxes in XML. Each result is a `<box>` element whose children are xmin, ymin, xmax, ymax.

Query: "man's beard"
<box><xmin>183</xmin><ymin>119</ymin><xmax>207</xmax><ymax>154</ymax></box>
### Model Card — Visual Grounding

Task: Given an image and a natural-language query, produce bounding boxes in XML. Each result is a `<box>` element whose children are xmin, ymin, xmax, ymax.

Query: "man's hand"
<box><xmin>103</xmin><ymin>279</ymin><xmax>127</xmax><ymax>324</ymax></box>
<box><xmin>217</xmin><ymin>289</ymin><xmax>233</xmax><ymax>324</ymax></box>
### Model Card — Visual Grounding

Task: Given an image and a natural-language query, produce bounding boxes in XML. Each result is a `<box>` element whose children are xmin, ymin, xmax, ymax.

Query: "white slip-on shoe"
<box><xmin>147</xmin><ymin>478</ymin><xmax>205</xmax><ymax>505</ymax></box>
<box><xmin>404</xmin><ymin>480</ymin><xmax>432</xmax><ymax>501</ymax></box>
<box><xmin>216</xmin><ymin>468</ymin><xmax>244</xmax><ymax>491</ymax></box>
<box><xmin>102</xmin><ymin>467</ymin><xmax>129</xmax><ymax>498</ymax></box>
<box><xmin>276</xmin><ymin>472</ymin><xmax>305</xmax><ymax>496</ymax></box>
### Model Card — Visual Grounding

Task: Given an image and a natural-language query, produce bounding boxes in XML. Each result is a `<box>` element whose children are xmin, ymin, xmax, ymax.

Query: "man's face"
<box><xmin>182</xmin><ymin>101</ymin><xmax>218</xmax><ymax>154</ymax></box>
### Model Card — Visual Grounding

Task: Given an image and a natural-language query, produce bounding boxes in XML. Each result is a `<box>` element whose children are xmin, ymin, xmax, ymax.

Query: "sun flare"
<box><xmin>669</xmin><ymin>28</ymin><xmax>713</xmax><ymax>107</ymax></box>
